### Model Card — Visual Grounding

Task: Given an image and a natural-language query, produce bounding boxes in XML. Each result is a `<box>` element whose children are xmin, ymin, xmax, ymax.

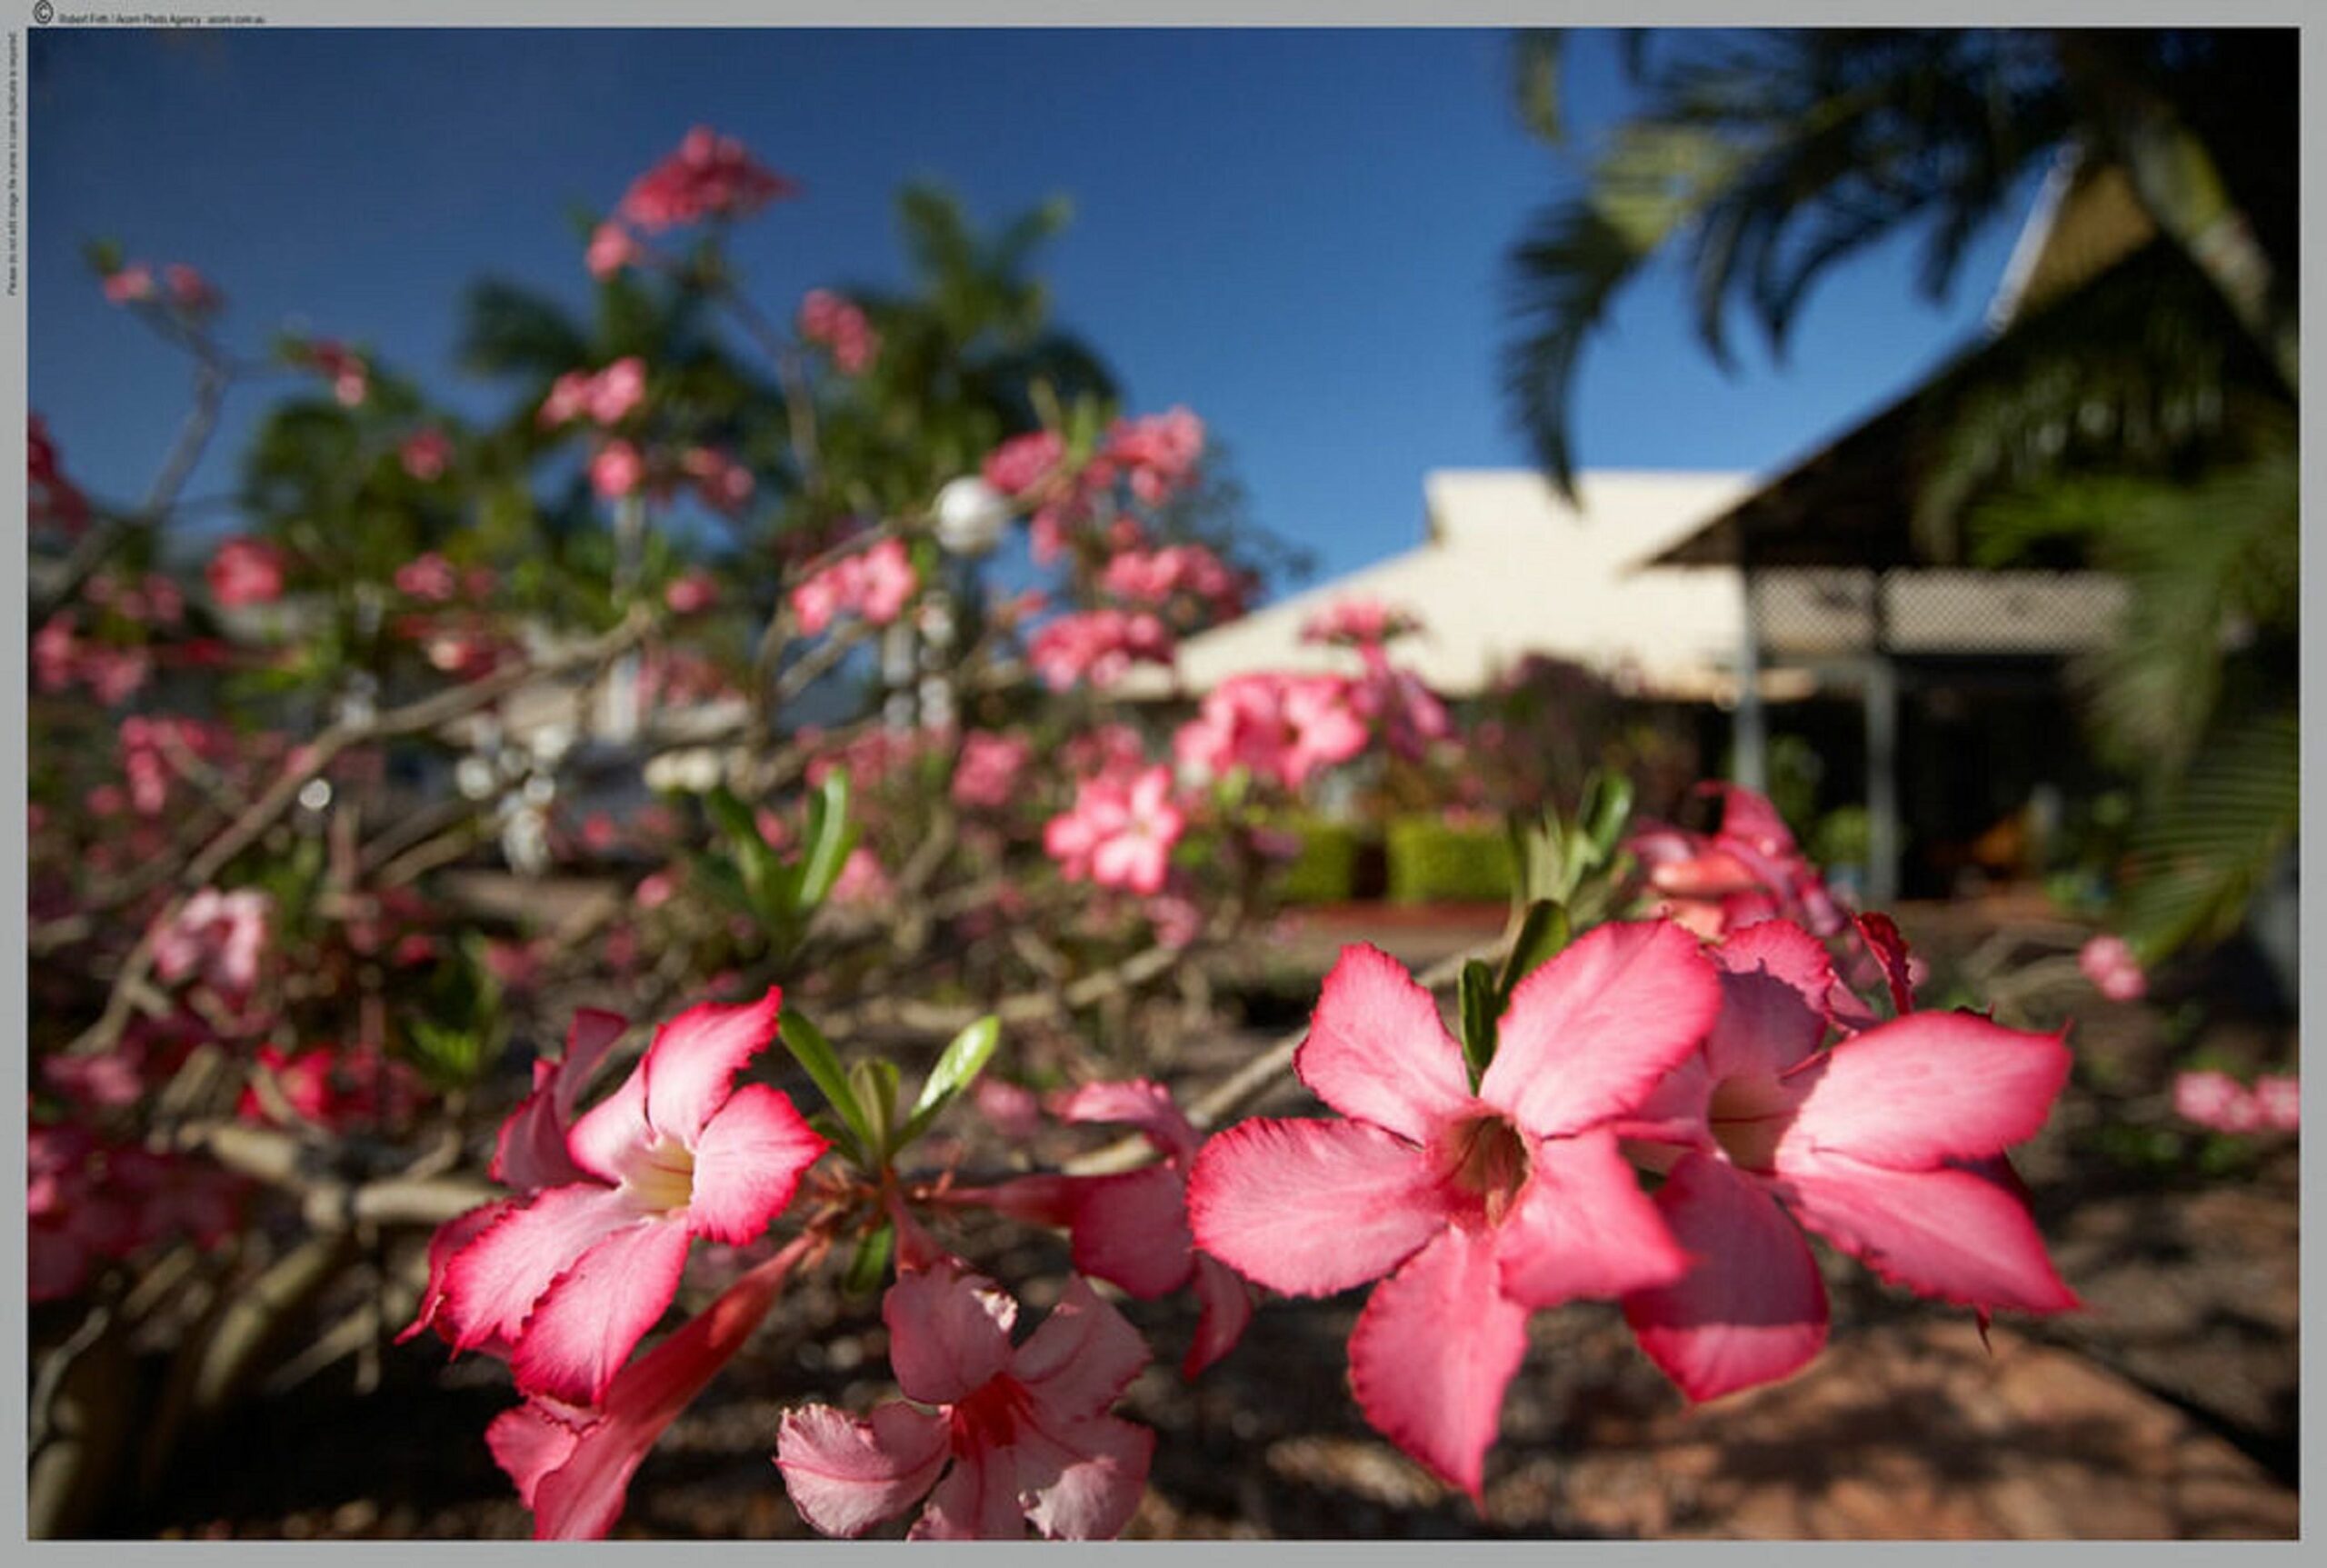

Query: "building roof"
<box><xmin>1131</xmin><ymin>469</ymin><xmax>1761</xmax><ymax>703</ymax></box>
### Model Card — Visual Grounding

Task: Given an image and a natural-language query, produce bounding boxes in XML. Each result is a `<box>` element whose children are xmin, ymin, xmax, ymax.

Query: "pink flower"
<box><xmin>395</xmin><ymin>552</ymin><xmax>461</xmax><ymax>603</ymax></box>
<box><xmin>681</xmin><ymin>446</ymin><xmax>754</xmax><ymax>513</ymax></box>
<box><xmin>491</xmin><ymin>1236</ymin><xmax>814</xmax><ymax>1538</ymax></box>
<box><xmin>1616</xmin><ymin>919</ymin><xmax>2077</xmax><ymax>1403</ymax></box>
<box><xmin>590</xmin><ymin>440</ymin><xmax>644</xmax><ymax>499</ymax></box>
<box><xmin>1173</xmin><ymin>672</ymin><xmax>1367</xmax><ymax>791</ymax></box>
<box><xmin>1190</xmin><ymin>930</ymin><xmax>1715</xmax><ymax>1499</ymax></box>
<box><xmin>664</xmin><ymin>570</ymin><xmax>720</xmax><ymax>615</ymax></box>
<box><xmin>1102</xmin><ymin>406</ymin><xmax>1203</xmax><ymax>506</ymax></box>
<box><xmin>1302</xmin><ymin>597</ymin><xmax>1422</xmax><ymax>649</ymax></box>
<box><xmin>425</xmin><ymin>992</ymin><xmax>825</xmax><ymax>1405</ymax></box>
<box><xmin>1044</xmin><ymin>766</ymin><xmax>1186</xmax><ymax>897</ymax></box>
<box><xmin>1099</xmin><ymin>544</ymin><xmax>1246</xmax><ymax>620</ymax></box>
<box><xmin>949</xmin><ymin>1081</ymin><xmax>1253</xmax><ymax>1378</ymax></box>
<box><xmin>585</xmin><ymin>221</ymin><xmax>642</xmax><ymax>279</ymax></box>
<box><xmin>2252</xmin><ymin>1074</ymin><xmax>2300</xmax><ymax>1133</ymax></box>
<box><xmin>950</xmin><ymin>732</ymin><xmax>1033</xmax><ymax>811</ymax></box>
<box><xmin>617</xmin><ymin>126</ymin><xmax>795</xmax><ymax>231</ymax></box>
<box><xmin>306</xmin><ymin>339</ymin><xmax>370</xmax><ymax>406</ymax></box>
<box><xmin>798</xmin><ymin>288</ymin><xmax>880</xmax><ymax>375</ymax></box>
<box><xmin>588</xmin><ymin>357</ymin><xmax>647</xmax><ymax>424</ymax></box>
<box><xmin>104</xmin><ymin>263</ymin><xmax>157</xmax><ymax>304</ymax></box>
<box><xmin>2173</xmin><ymin>1070</ymin><xmax>2260</xmax><ymax>1134</ymax></box>
<box><xmin>33</xmin><ymin>614</ymin><xmax>78</xmax><ymax>692</ymax></box>
<box><xmin>2078</xmin><ymin>934</ymin><xmax>2147</xmax><ymax>1003</ymax></box>
<box><xmin>982</xmin><ymin>431</ymin><xmax>1065</xmax><ymax>497</ymax></box>
<box><xmin>774</xmin><ymin>1259</ymin><xmax>1155</xmax><ymax>1539</ymax></box>
<box><xmin>152</xmin><ymin>887</ymin><xmax>272</xmax><ymax>1004</ymax></box>
<box><xmin>1027</xmin><ymin>609</ymin><xmax>1174</xmax><ymax>692</ymax></box>
<box><xmin>1347</xmin><ymin>662</ymin><xmax>1452</xmax><ymax>763</ymax></box>
<box><xmin>165</xmin><ymin>263</ymin><xmax>223</xmax><ymax>315</ymax></box>
<box><xmin>30</xmin><ymin>415</ymin><xmax>94</xmax><ymax>535</ymax></box>
<box><xmin>829</xmin><ymin>846</ymin><xmax>894</xmax><ymax>909</ymax></box>
<box><xmin>1629</xmin><ymin>784</ymin><xmax>1846</xmax><ymax>940</ymax></box>
<box><xmin>206</xmin><ymin>536</ymin><xmax>286</xmax><ymax>607</ymax></box>
<box><xmin>401</xmin><ymin>427</ymin><xmax>453</xmax><ymax>481</ymax></box>
<box><xmin>789</xmin><ymin>540</ymin><xmax>917</xmax><ymax>636</ymax></box>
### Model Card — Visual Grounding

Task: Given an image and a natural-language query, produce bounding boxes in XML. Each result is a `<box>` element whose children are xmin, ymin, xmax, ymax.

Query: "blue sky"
<box><xmin>27</xmin><ymin>27</ymin><xmax>2040</xmax><ymax>591</ymax></box>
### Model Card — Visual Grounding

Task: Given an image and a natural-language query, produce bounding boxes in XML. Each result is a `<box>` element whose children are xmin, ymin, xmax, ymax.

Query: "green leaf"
<box><xmin>900</xmin><ymin>1015</ymin><xmax>1002</xmax><ymax>1147</ymax></box>
<box><xmin>841</xmin><ymin>1223</ymin><xmax>894</xmax><ymax>1297</ymax></box>
<box><xmin>849</xmin><ymin>1058</ymin><xmax>902</xmax><ymax>1160</ymax></box>
<box><xmin>1581</xmin><ymin>772</ymin><xmax>1636</xmax><ymax>866</ymax></box>
<box><xmin>1459</xmin><ymin>960</ymin><xmax>1500</xmax><ymax>1088</ymax></box>
<box><xmin>794</xmin><ymin>767</ymin><xmax>860</xmax><ymax>915</ymax></box>
<box><xmin>1500</xmin><ymin>901</ymin><xmax>1572</xmax><ymax>999</ymax></box>
<box><xmin>779</xmin><ymin>1009</ymin><xmax>873</xmax><ymax>1163</ymax></box>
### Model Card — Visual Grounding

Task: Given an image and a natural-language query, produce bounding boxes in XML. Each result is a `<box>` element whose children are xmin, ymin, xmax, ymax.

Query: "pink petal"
<box><xmin>1346</xmin><ymin>1224</ymin><xmax>1530</xmax><ymax>1504</ymax></box>
<box><xmin>1854</xmin><ymin>913</ymin><xmax>1916</xmax><ymax>1014</ymax></box>
<box><xmin>1052</xmin><ymin>1077</ymin><xmax>1196</xmax><ymax>1160</ymax></box>
<box><xmin>556</xmin><ymin>1007</ymin><xmax>631</xmax><ymax>1119</ymax></box>
<box><xmin>487</xmin><ymin>1401</ymin><xmax>584</xmax><ymax>1511</ymax></box>
<box><xmin>1493</xmin><ymin>1130</ymin><xmax>1690</xmax><ymax>1306</ymax></box>
<box><xmin>444</xmin><ymin>1184</ymin><xmax>643</xmax><ymax>1353</ymax></box>
<box><xmin>776</xmin><ymin>1402</ymin><xmax>952</xmax><ymax>1538</ymax></box>
<box><xmin>1481</xmin><ymin>920</ymin><xmax>1721</xmax><ymax>1140</ymax></box>
<box><xmin>564</xmin><ymin>1064</ymin><xmax>653</xmax><ymax>1186</ymax></box>
<box><xmin>910</xmin><ymin>1448</ymin><xmax>1023</xmax><ymax>1540</ymax></box>
<box><xmin>1704</xmin><ymin>917</ymin><xmax>1833</xmax><ymax>1081</ymax></box>
<box><xmin>528</xmin><ymin>1242</ymin><xmax>805</xmax><ymax>1538</ymax></box>
<box><xmin>1621</xmin><ymin>1154</ymin><xmax>1829</xmax><ymax>1403</ymax></box>
<box><xmin>884</xmin><ymin>1262</ymin><xmax>1018</xmax><ymax>1406</ymax></box>
<box><xmin>642</xmin><ymin>985</ymin><xmax>784</xmax><ymax>1144</ymax></box>
<box><xmin>1014</xmin><ymin>1274</ymin><xmax>1153</xmax><ymax>1417</ymax></box>
<box><xmin>684</xmin><ymin>1084</ymin><xmax>827</xmax><ymax>1244</ymax></box>
<box><xmin>400</xmin><ymin>1198</ymin><xmax>514</xmax><ymax>1347</ymax></box>
<box><xmin>493</xmin><ymin>1074</ymin><xmax>591</xmax><ymax>1192</ymax></box>
<box><xmin>1778</xmin><ymin>1151</ymin><xmax>2080</xmax><ymax>1314</ymax></box>
<box><xmin>1183</xmin><ymin>1252</ymin><xmax>1254</xmax><ymax>1378</ymax></box>
<box><xmin>512</xmin><ymin>1215</ymin><xmax>693</xmax><ymax>1404</ymax></box>
<box><xmin>1293</xmin><ymin>943</ymin><xmax>1474</xmax><ymax>1144</ymax></box>
<box><xmin>1068</xmin><ymin>1166</ymin><xmax>1194</xmax><ymax>1299</ymax></box>
<box><xmin>1020</xmin><ymin>1412</ymin><xmax>1155</xmax><ymax>1539</ymax></box>
<box><xmin>1609</xmin><ymin>1055</ymin><xmax>1715</xmax><ymax>1153</ymax></box>
<box><xmin>1186</xmin><ymin>1117</ymin><xmax>1450</xmax><ymax>1298</ymax></box>
<box><xmin>1779</xmin><ymin>1013</ymin><xmax>2071</xmax><ymax>1170</ymax></box>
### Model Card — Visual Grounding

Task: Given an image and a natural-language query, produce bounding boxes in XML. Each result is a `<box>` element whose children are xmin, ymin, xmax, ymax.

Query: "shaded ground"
<box><xmin>128</xmin><ymin>895</ymin><xmax>2297</xmax><ymax>1540</ymax></box>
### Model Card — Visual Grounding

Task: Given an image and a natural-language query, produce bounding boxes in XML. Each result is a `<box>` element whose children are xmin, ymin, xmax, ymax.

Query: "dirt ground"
<box><xmin>125</xmin><ymin>898</ymin><xmax>2299</xmax><ymax>1540</ymax></box>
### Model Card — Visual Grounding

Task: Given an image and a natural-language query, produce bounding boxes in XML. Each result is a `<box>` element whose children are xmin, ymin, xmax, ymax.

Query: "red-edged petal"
<box><xmin>1779</xmin><ymin>1013</ymin><xmax>2072</xmax><ymax>1170</ymax></box>
<box><xmin>511</xmin><ymin>1215</ymin><xmax>693</xmax><ymax>1404</ymax></box>
<box><xmin>1183</xmin><ymin>1252</ymin><xmax>1254</xmax><ymax>1378</ymax></box>
<box><xmin>444</xmin><ymin>1184</ymin><xmax>642</xmax><ymax>1353</ymax></box>
<box><xmin>642</xmin><ymin>985</ymin><xmax>784</xmax><ymax>1144</ymax></box>
<box><xmin>400</xmin><ymin>1198</ymin><xmax>514</xmax><ymax>1347</ymax></box>
<box><xmin>776</xmin><ymin>1402</ymin><xmax>952</xmax><ymax>1539</ymax></box>
<box><xmin>1481</xmin><ymin>920</ymin><xmax>1721</xmax><ymax>1139</ymax></box>
<box><xmin>494</xmin><ymin>1074</ymin><xmax>592</xmax><ymax>1192</ymax></box>
<box><xmin>487</xmin><ymin>1401</ymin><xmax>585</xmax><ymax>1512</ymax></box>
<box><xmin>1622</xmin><ymin>1154</ymin><xmax>1828</xmax><ymax>1403</ymax></box>
<box><xmin>684</xmin><ymin>1084</ymin><xmax>827</xmax><ymax>1244</ymax></box>
<box><xmin>1346</xmin><ymin>1223</ymin><xmax>1530</xmax><ymax>1504</ymax></box>
<box><xmin>1854</xmin><ymin>913</ymin><xmax>1916</xmax><ymax>1014</ymax></box>
<box><xmin>1493</xmin><ymin>1130</ymin><xmax>1690</xmax><ymax>1307</ymax></box>
<box><xmin>1704</xmin><ymin>918</ymin><xmax>1833</xmax><ymax>1081</ymax></box>
<box><xmin>1293</xmin><ymin>943</ymin><xmax>1474</xmax><ymax>1144</ymax></box>
<box><xmin>1777</xmin><ymin>1150</ymin><xmax>2080</xmax><ymax>1313</ymax></box>
<box><xmin>1068</xmin><ymin>1166</ymin><xmax>1194</xmax><ymax>1299</ymax></box>
<box><xmin>910</xmin><ymin>1448</ymin><xmax>1022</xmax><ymax>1540</ymax></box>
<box><xmin>884</xmin><ymin>1262</ymin><xmax>1018</xmax><ymax>1406</ymax></box>
<box><xmin>1186</xmin><ymin>1117</ymin><xmax>1450</xmax><ymax>1298</ymax></box>
<box><xmin>1014</xmin><ymin>1274</ymin><xmax>1153</xmax><ymax>1417</ymax></box>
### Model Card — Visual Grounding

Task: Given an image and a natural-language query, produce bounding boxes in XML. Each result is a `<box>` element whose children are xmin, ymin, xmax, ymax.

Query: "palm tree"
<box><xmin>1500</xmin><ymin>27</ymin><xmax>2297</xmax><ymax>969</ymax></box>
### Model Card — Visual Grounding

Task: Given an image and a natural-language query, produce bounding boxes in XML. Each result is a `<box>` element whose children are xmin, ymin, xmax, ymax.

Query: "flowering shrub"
<box><xmin>30</xmin><ymin>125</ymin><xmax>2092</xmax><ymax>1543</ymax></box>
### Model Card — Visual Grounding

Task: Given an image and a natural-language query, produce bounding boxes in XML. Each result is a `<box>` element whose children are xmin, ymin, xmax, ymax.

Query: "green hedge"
<box><xmin>1276</xmin><ymin>818</ymin><xmax>1363</xmax><ymax>904</ymax></box>
<box><xmin>1385</xmin><ymin>816</ymin><xmax>1515</xmax><ymax>905</ymax></box>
